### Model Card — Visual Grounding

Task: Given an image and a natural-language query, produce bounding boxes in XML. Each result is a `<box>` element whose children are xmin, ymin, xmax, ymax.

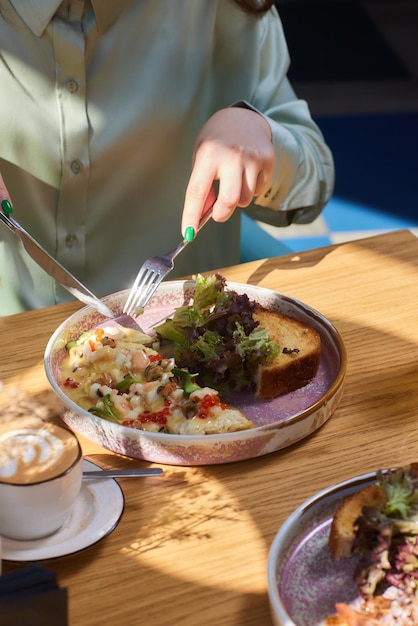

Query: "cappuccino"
<box><xmin>0</xmin><ymin>417</ymin><xmax>83</xmax><ymax>540</ymax></box>
<box><xmin>0</xmin><ymin>417</ymin><xmax>80</xmax><ymax>484</ymax></box>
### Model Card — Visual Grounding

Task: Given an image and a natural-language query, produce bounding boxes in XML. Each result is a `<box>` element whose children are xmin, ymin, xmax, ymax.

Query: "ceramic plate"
<box><xmin>2</xmin><ymin>460</ymin><xmax>124</xmax><ymax>562</ymax></box>
<box><xmin>267</xmin><ymin>470</ymin><xmax>384</xmax><ymax>626</ymax></box>
<box><xmin>45</xmin><ymin>281</ymin><xmax>346</xmax><ymax>466</ymax></box>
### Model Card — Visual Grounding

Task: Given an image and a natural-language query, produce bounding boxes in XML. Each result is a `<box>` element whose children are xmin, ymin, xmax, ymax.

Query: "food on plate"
<box><xmin>59</xmin><ymin>273</ymin><xmax>321</xmax><ymax>435</ymax></box>
<box><xmin>60</xmin><ymin>325</ymin><xmax>253</xmax><ymax>435</ymax></box>
<box><xmin>326</xmin><ymin>464</ymin><xmax>418</xmax><ymax>625</ymax></box>
<box><xmin>253</xmin><ymin>305</ymin><xmax>321</xmax><ymax>399</ymax></box>
<box><xmin>154</xmin><ymin>273</ymin><xmax>321</xmax><ymax>399</ymax></box>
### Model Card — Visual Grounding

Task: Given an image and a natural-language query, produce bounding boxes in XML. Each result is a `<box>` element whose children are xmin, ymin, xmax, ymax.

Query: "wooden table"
<box><xmin>1</xmin><ymin>229</ymin><xmax>418</xmax><ymax>625</ymax></box>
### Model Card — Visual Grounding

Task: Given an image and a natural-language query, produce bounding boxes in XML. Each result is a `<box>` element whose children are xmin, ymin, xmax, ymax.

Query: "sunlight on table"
<box><xmin>119</xmin><ymin>466</ymin><xmax>268</xmax><ymax>593</ymax></box>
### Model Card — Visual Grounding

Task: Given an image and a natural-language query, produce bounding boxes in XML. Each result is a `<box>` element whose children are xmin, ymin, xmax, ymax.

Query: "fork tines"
<box><xmin>123</xmin><ymin>268</ymin><xmax>165</xmax><ymax>316</ymax></box>
<box><xmin>123</xmin><ymin>235</ymin><xmax>193</xmax><ymax>317</ymax></box>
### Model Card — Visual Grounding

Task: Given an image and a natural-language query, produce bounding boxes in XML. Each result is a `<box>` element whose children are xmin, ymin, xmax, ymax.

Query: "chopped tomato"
<box><xmin>63</xmin><ymin>377</ymin><xmax>80</xmax><ymax>389</ymax></box>
<box><xmin>148</xmin><ymin>353</ymin><xmax>163</xmax><ymax>362</ymax></box>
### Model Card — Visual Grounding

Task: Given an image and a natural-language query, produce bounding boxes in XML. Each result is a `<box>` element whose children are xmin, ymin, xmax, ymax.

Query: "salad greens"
<box><xmin>381</xmin><ymin>468</ymin><xmax>418</xmax><ymax>520</ymax></box>
<box><xmin>154</xmin><ymin>273</ymin><xmax>280</xmax><ymax>392</ymax></box>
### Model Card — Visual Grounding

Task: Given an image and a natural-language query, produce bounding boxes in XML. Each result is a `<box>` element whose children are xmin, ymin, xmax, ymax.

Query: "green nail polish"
<box><xmin>184</xmin><ymin>226</ymin><xmax>195</xmax><ymax>242</ymax></box>
<box><xmin>1</xmin><ymin>199</ymin><xmax>13</xmax><ymax>215</ymax></box>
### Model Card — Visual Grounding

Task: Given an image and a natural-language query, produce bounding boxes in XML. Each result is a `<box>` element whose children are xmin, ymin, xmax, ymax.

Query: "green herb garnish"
<box><xmin>381</xmin><ymin>470</ymin><xmax>418</xmax><ymax>519</ymax></box>
<box><xmin>114</xmin><ymin>370</ymin><xmax>142</xmax><ymax>393</ymax></box>
<box><xmin>172</xmin><ymin>367</ymin><xmax>201</xmax><ymax>398</ymax></box>
<box><xmin>88</xmin><ymin>394</ymin><xmax>121</xmax><ymax>424</ymax></box>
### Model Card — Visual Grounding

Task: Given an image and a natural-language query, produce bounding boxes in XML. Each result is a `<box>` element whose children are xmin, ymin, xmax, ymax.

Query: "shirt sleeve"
<box><xmin>233</xmin><ymin>9</ymin><xmax>335</xmax><ymax>227</ymax></box>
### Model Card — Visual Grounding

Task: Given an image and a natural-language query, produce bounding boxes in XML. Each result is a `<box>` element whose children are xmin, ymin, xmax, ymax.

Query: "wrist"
<box><xmin>230</xmin><ymin>100</ymin><xmax>272</xmax><ymax>142</ymax></box>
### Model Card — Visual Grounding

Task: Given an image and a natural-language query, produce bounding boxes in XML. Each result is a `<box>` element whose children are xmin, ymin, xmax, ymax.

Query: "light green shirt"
<box><xmin>0</xmin><ymin>0</ymin><xmax>334</xmax><ymax>314</ymax></box>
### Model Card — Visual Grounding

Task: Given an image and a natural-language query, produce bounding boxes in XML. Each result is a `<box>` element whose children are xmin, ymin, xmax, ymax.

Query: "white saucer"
<box><xmin>2</xmin><ymin>460</ymin><xmax>124</xmax><ymax>562</ymax></box>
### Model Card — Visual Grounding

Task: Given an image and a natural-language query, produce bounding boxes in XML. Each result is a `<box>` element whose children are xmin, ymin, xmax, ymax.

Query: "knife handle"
<box><xmin>0</xmin><ymin>208</ymin><xmax>25</xmax><ymax>237</ymax></box>
<box><xmin>0</xmin><ymin>210</ymin><xmax>17</xmax><ymax>234</ymax></box>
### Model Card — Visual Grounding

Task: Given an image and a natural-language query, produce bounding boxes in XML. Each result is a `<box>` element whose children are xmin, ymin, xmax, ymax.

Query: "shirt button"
<box><xmin>66</xmin><ymin>79</ymin><xmax>79</xmax><ymax>93</ymax></box>
<box><xmin>65</xmin><ymin>233</ymin><xmax>79</xmax><ymax>248</ymax></box>
<box><xmin>71</xmin><ymin>160</ymin><xmax>83</xmax><ymax>175</ymax></box>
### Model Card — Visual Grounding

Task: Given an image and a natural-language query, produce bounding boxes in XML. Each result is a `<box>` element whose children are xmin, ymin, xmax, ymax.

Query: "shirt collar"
<box><xmin>9</xmin><ymin>0</ymin><xmax>132</xmax><ymax>36</ymax></box>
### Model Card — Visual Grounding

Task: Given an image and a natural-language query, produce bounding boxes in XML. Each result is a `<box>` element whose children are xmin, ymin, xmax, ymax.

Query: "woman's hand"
<box><xmin>181</xmin><ymin>107</ymin><xmax>274</xmax><ymax>239</ymax></box>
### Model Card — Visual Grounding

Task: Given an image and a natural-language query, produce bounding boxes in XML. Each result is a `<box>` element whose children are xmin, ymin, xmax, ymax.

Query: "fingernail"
<box><xmin>184</xmin><ymin>226</ymin><xmax>195</xmax><ymax>242</ymax></box>
<box><xmin>1</xmin><ymin>199</ymin><xmax>13</xmax><ymax>215</ymax></box>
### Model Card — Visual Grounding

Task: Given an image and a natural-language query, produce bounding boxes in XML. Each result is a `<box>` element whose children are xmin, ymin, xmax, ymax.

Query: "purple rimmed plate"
<box><xmin>267</xmin><ymin>471</ymin><xmax>383</xmax><ymax>626</ymax></box>
<box><xmin>44</xmin><ymin>281</ymin><xmax>346</xmax><ymax>466</ymax></box>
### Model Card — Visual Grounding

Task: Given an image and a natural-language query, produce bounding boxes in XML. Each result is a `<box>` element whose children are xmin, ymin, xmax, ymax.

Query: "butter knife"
<box><xmin>0</xmin><ymin>202</ymin><xmax>115</xmax><ymax>319</ymax></box>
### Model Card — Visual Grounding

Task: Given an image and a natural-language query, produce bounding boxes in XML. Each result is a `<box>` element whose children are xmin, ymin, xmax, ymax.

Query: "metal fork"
<box><xmin>123</xmin><ymin>208</ymin><xmax>213</xmax><ymax>316</ymax></box>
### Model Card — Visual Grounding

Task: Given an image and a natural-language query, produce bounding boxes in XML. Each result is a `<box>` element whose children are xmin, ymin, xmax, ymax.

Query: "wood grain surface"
<box><xmin>1</xmin><ymin>230</ymin><xmax>418</xmax><ymax>626</ymax></box>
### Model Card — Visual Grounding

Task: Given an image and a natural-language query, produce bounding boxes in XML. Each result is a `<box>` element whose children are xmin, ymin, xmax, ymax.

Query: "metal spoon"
<box><xmin>83</xmin><ymin>467</ymin><xmax>163</xmax><ymax>479</ymax></box>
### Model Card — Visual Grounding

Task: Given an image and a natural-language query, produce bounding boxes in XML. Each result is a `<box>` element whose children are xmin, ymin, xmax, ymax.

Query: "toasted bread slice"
<box><xmin>329</xmin><ymin>484</ymin><xmax>388</xmax><ymax>559</ymax></box>
<box><xmin>253</xmin><ymin>306</ymin><xmax>321</xmax><ymax>399</ymax></box>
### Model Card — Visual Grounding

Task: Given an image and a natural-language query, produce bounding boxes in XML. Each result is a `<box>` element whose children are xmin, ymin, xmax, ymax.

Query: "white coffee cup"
<box><xmin>0</xmin><ymin>417</ymin><xmax>82</xmax><ymax>541</ymax></box>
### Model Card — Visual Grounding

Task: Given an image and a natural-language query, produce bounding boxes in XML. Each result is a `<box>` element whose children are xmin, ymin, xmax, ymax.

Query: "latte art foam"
<box><xmin>0</xmin><ymin>418</ymin><xmax>80</xmax><ymax>484</ymax></box>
